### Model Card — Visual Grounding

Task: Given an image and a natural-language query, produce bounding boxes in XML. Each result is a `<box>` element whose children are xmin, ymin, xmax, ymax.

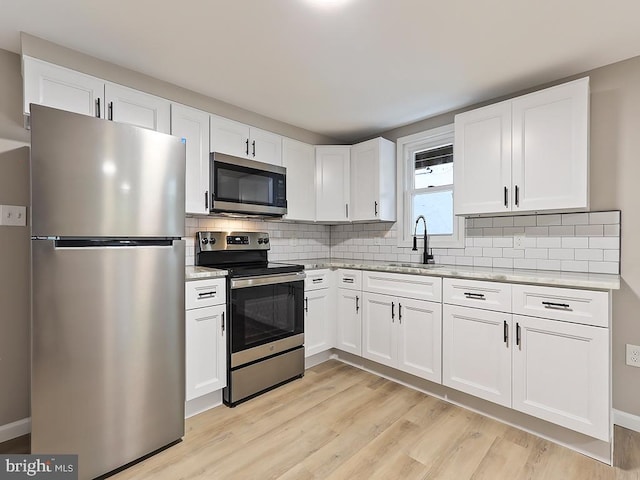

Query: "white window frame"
<box><xmin>396</xmin><ymin>124</ymin><xmax>465</xmax><ymax>249</ymax></box>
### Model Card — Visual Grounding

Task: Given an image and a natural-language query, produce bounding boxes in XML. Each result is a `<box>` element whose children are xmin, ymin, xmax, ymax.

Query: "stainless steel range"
<box><xmin>195</xmin><ymin>231</ymin><xmax>305</xmax><ymax>406</ymax></box>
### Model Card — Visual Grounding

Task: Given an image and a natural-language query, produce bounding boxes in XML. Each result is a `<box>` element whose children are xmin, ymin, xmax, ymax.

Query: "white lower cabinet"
<box><xmin>512</xmin><ymin>314</ymin><xmax>609</xmax><ymax>441</ymax></box>
<box><xmin>442</xmin><ymin>304</ymin><xmax>512</xmax><ymax>407</ymax></box>
<box><xmin>185</xmin><ymin>278</ymin><xmax>227</xmax><ymax>402</ymax></box>
<box><xmin>304</xmin><ymin>269</ymin><xmax>335</xmax><ymax>357</ymax></box>
<box><xmin>363</xmin><ymin>291</ymin><xmax>442</xmax><ymax>383</ymax></box>
<box><xmin>336</xmin><ymin>288</ymin><xmax>362</xmax><ymax>356</ymax></box>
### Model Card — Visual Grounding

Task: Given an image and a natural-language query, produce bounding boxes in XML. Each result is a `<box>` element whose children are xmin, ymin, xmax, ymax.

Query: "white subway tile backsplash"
<box><xmin>549</xmin><ymin>248</ymin><xmax>575</xmax><ymax>260</ymax></box>
<box><xmin>537</xmin><ymin>214</ymin><xmax>562</xmax><ymax>226</ymax></box>
<box><xmin>575</xmin><ymin>249</ymin><xmax>603</xmax><ymax>261</ymax></box>
<box><xmin>493</xmin><ymin>237</ymin><xmax>513</xmax><ymax>248</ymax></box>
<box><xmin>493</xmin><ymin>217</ymin><xmax>514</xmax><ymax>227</ymax></box>
<box><xmin>536</xmin><ymin>237</ymin><xmax>562</xmax><ymax>248</ymax></box>
<box><xmin>562</xmin><ymin>213</ymin><xmax>590</xmax><ymax>225</ymax></box>
<box><xmin>474</xmin><ymin>218</ymin><xmax>493</xmax><ymax>228</ymax></box>
<box><xmin>456</xmin><ymin>256</ymin><xmax>474</xmax><ymax>266</ymax></box>
<box><xmin>604</xmin><ymin>250</ymin><xmax>620</xmax><ymax>262</ymax></box>
<box><xmin>604</xmin><ymin>224</ymin><xmax>620</xmax><ymax>237</ymax></box>
<box><xmin>589</xmin><ymin>237</ymin><xmax>620</xmax><ymax>249</ymax></box>
<box><xmin>513</xmin><ymin>216</ymin><xmax>537</xmax><ymax>227</ymax></box>
<box><xmin>474</xmin><ymin>257</ymin><xmax>493</xmax><ymax>267</ymax></box>
<box><xmin>561</xmin><ymin>260</ymin><xmax>589</xmax><ymax>272</ymax></box>
<box><xmin>465</xmin><ymin>247</ymin><xmax>483</xmax><ymax>257</ymax></box>
<box><xmin>503</xmin><ymin>227</ymin><xmax>526</xmax><ymax>236</ymax></box>
<box><xmin>493</xmin><ymin>258</ymin><xmax>514</xmax><ymax>269</ymax></box>
<box><xmin>474</xmin><ymin>237</ymin><xmax>493</xmax><ymax>248</ymax></box>
<box><xmin>549</xmin><ymin>225</ymin><xmax>575</xmax><ymax>236</ymax></box>
<box><xmin>514</xmin><ymin>259</ymin><xmax>537</xmax><ymax>269</ymax></box>
<box><xmin>589</xmin><ymin>211</ymin><xmax>620</xmax><ymax>225</ymax></box>
<box><xmin>502</xmin><ymin>248</ymin><xmax>526</xmax><ymax>258</ymax></box>
<box><xmin>536</xmin><ymin>259</ymin><xmax>562</xmax><ymax>271</ymax></box>
<box><xmin>575</xmin><ymin>225</ymin><xmax>603</xmax><ymax>237</ymax></box>
<box><xmin>525</xmin><ymin>248</ymin><xmax>548</xmax><ymax>259</ymax></box>
<box><xmin>525</xmin><ymin>226</ymin><xmax>549</xmax><ymax>236</ymax></box>
<box><xmin>483</xmin><ymin>227</ymin><xmax>504</xmax><ymax>236</ymax></box>
<box><xmin>561</xmin><ymin>237</ymin><xmax>589</xmax><ymax>248</ymax></box>
<box><xmin>588</xmin><ymin>262</ymin><xmax>619</xmax><ymax>274</ymax></box>
<box><xmin>482</xmin><ymin>247</ymin><xmax>503</xmax><ymax>257</ymax></box>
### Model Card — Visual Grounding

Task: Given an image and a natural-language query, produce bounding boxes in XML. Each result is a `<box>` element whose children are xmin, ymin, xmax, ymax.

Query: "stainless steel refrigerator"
<box><xmin>30</xmin><ymin>104</ymin><xmax>186</xmax><ymax>480</ymax></box>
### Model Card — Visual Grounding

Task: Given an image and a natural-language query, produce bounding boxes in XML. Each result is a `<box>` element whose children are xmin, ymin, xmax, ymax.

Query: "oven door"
<box><xmin>211</xmin><ymin>153</ymin><xmax>287</xmax><ymax>216</ymax></box>
<box><xmin>229</xmin><ymin>272</ymin><xmax>305</xmax><ymax>367</ymax></box>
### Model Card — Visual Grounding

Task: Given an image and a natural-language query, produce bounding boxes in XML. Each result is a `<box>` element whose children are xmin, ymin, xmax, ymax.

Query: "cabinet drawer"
<box><xmin>443</xmin><ymin>278</ymin><xmax>511</xmax><ymax>313</ymax></box>
<box><xmin>185</xmin><ymin>278</ymin><xmax>226</xmax><ymax>310</ymax></box>
<box><xmin>304</xmin><ymin>269</ymin><xmax>331</xmax><ymax>290</ymax></box>
<box><xmin>336</xmin><ymin>269</ymin><xmax>362</xmax><ymax>290</ymax></box>
<box><xmin>363</xmin><ymin>271</ymin><xmax>441</xmax><ymax>302</ymax></box>
<box><xmin>512</xmin><ymin>284</ymin><xmax>609</xmax><ymax>327</ymax></box>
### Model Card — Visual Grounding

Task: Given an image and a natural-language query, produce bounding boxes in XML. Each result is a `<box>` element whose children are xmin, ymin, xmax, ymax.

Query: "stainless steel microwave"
<box><xmin>209</xmin><ymin>152</ymin><xmax>287</xmax><ymax>216</ymax></box>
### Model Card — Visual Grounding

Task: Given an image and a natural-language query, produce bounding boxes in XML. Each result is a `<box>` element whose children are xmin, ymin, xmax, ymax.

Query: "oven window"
<box><xmin>231</xmin><ymin>281</ymin><xmax>304</xmax><ymax>352</ymax></box>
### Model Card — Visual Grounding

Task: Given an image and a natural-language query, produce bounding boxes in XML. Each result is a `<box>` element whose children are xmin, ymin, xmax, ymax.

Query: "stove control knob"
<box><xmin>257</xmin><ymin>238</ymin><xmax>264</xmax><ymax>244</ymax></box>
<box><xmin>202</xmin><ymin>237</ymin><xmax>209</xmax><ymax>245</ymax></box>
<box><xmin>210</xmin><ymin>237</ymin><xmax>216</xmax><ymax>245</ymax></box>
<box><xmin>263</xmin><ymin>238</ymin><xmax>269</xmax><ymax>244</ymax></box>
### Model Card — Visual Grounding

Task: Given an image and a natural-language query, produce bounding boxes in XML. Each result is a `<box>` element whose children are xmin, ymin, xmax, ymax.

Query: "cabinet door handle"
<box><xmin>108</xmin><ymin>101</ymin><xmax>113</xmax><ymax>121</ymax></box>
<box><xmin>398</xmin><ymin>303</ymin><xmax>402</xmax><ymax>324</ymax></box>
<box><xmin>96</xmin><ymin>98</ymin><xmax>101</xmax><ymax>118</ymax></box>
<box><xmin>503</xmin><ymin>320</ymin><xmax>508</xmax><ymax>344</ymax></box>
<box><xmin>515</xmin><ymin>185</ymin><xmax>520</xmax><ymax>207</ymax></box>
<box><xmin>205</xmin><ymin>190</ymin><xmax>209</xmax><ymax>210</ymax></box>
<box><xmin>342</xmin><ymin>277</ymin><xmax>354</xmax><ymax>284</ymax></box>
<box><xmin>504</xmin><ymin>186</ymin><xmax>508</xmax><ymax>208</ymax></box>
<box><xmin>252</xmin><ymin>140</ymin><xmax>256</xmax><ymax>157</ymax></box>
<box><xmin>374</xmin><ymin>201</ymin><xmax>378</xmax><ymax>216</ymax></box>
<box><xmin>312</xmin><ymin>278</ymin><xmax>323</xmax><ymax>284</ymax></box>
<box><xmin>516</xmin><ymin>322</ymin><xmax>521</xmax><ymax>347</ymax></box>
<box><xmin>345</xmin><ymin>204</ymin><xmax>349</xmax><ymax>219</ymax></box>
<box><xmin>464</xmin><ymin>292</ymin><xmax>485</xmax><ymax>300</ymax></box>
<box><xmin>355</xmin><ymin>295</ymin><xmax>359</xmax><ymax>313</ymax></box>
<box><xmin>198</xmin><ymin>291</ymin><xmax>216</xmax><ymax>298</ymax></box>
<box><xmin>245</xmin><ymin>139</ymin><xmax>249</xmax><ymax>156</ymax></box>
<box><xmin>542</xmin><ymin>301</ymin><xmax>571</xmax><ymax>310</ymax></box>
<box><xmin>304</xmin><ymin>297</ymin><xmax>309</xmax><ymax>313</ymax></box>
<box><xmin>391</xmin><ymin>302</ymin><xmax>395</xmax><ymax>322</ymax></box>
<box><xmin>221</xmin><ymin>311</ymin><xmax>225</xmax><ymax>335</ymax></box>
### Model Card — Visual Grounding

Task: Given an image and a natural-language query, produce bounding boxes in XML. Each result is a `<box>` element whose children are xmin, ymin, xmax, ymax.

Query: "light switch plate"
<box><xmin>0</xmin><ymin>205</ymin><xmax>27</xmax><ymax>226</ymax></box>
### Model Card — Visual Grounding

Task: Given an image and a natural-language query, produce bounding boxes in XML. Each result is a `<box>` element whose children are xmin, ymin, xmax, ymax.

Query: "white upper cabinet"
<box><xmin>282</xmin><ymin>138</ymin><xmax>316</xmax><ymax>222</ymax></box>
<box><xmin>210</xmin><ymin>114</ymin><xmax>282</xmax><ymax>166</ymax></box>
<box><xmin>23</xmin><ymin>56</ymin><xmax>104</xmax><ymax>119</ymax></box>
<box><xmin>171</xmin><ymin>104</ymin><xmax>210</xmax><ymax>214</ymax></box>
<box><xmin>454</xmin><ymin>101</ymin><xmax>512</xmax><ymax>215</ymax></box>
<box><xmin>454</xmin><ymin>77</ymin><xmax>589</xmax><ymax>216</ymax></box>
<box><xmin>105</xmin><ymin>83</ymin><xmax>170</xmax><ymax>133</ymax></box>
<box><xmin>350</xmin><ymin>137</ymin><xmax>396</xmax><ymax>222</ymax></box>
<box><xmin>511</xmin><ymin>79</ymin><xmax>589</xmax><ymax>212</ymax></box>
<box><xmin>315</xmin><ymin>146</ymin><xmax>351</xmax><ymax>222</ymax></box>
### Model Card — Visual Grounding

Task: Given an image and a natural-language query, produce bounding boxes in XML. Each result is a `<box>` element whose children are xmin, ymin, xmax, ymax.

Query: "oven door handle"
<box><xmin>230</xmin><ymin>271</ymin><xmax>306</xmax><ymax>289</ymax></box>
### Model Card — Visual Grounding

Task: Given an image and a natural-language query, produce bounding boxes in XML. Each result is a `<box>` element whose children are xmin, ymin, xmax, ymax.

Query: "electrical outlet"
<box><xmin>514</xmin><ymin>234</ymin><xmax>525</xmax><ymax>249</ymax></box>
<box><xmin>626</xmin><ymin>344</ymin><xmax>640</xmax><ymax>368</ymax></box>
<box><xmin>0</xmin><ymin>205</ymin><xmax>27</xmax><ymax>226</ymax></box>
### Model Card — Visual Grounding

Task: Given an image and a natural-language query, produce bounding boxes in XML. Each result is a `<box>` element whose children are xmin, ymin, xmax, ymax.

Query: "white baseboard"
<box><xmin>613</xmin><ymin>409</ymin><xmax>640</xmax><ymax>433</ymax></box>
<box><xmin>185</xmin><ymin>390</ymin><xmax>223</xmax><ymax>419</ymax></box>
<box><xmin>0</xmin><ymin>418</ymin><xmax>31</xmax><ymax>443</ymax></box>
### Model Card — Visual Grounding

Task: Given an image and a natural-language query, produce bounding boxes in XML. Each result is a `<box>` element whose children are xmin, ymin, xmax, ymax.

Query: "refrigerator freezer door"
<box><xmin>30</xmin><ymin>104</ymin><xmax>185</xmax><ymax>238</ymax></box>
<box><xmin>31</xmin><ymin>239</ymin><xmax>185</xmax><ymax>480</ymax></box>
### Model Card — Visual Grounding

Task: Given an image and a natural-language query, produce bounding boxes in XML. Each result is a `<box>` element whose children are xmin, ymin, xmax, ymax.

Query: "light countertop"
<box><xmin>294</xmin><ymin>258</ymin><xmax>620</xmax><ymax>290</ymax></box>
<box><xmin>185</xmin><ymin>266</ymin><xmax>228</xmax><ymax>281</ymax></box>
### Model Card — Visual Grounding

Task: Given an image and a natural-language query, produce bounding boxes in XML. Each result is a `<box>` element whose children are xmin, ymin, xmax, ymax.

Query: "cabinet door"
<box><xmin>397</xmin><ymin>298</ymin><xmax>442</xmax><ymax>383</ymax></box>
<box><xmin>210</xmin><ymin>114</ymin><xmax>250</xmax><ymax>158</ymax></box>
<box><xmin>453</xmin><ymin>101</ymin><xmax>512</xmax><ymax>215</ymax></box>
<box><xmin>315</xmin><ymin>146</ymin><xmax>351</xmax><ymax>222</ymax></box>
<box><xmin>350</xmin><ymin>137</ymin><xmax>396</xmax><ymax>222</ymax></box>
<box><xmin>105</xmin><ymin>83</ymin><xmax>170</xmax><ymax>133</ymax></box>
<box><xmin>512</xmin><ymin>315</ymin><xmax>609</xmax><ymax>441</ymax></box>
<box><xmin>171</xmin><ymin>104</ymin><xmax>210</xmax><ymax>214</ymax></box>
<box><xmin>304</xmin><ymin>288</ymin><xmax>334</xmax><ymax>357</ymax></box>
<box><xmin>250</xmin><ymin>127</ymin><xmax>282</xmax><ymax>166</ymax></box>
<box><xmin>185</xmin><ymin>304</ymin><xmax>226</xmax><ymax>401</ymax></box>
<box><xmin>336</xmin><ymin>288</ymin><xmax>362</xmax><ymax>356</ymax></box>
<box><xmin>362</xmin><ymin>292</ymin><xmax>396</xmax><ymax>368</ymax></box>
<box><xmin>511</xmin><ymin>78</ymin><xmax>589</xmax><ymax>212</ymax></box>
<box><xmin>282</xmin><ymin>138</ymin><xmax>316</xmax><ymax>221</ymax></box>
<box><xmin>23</xmin><ymin>56</ymin><xmax>104</xmax><ymax>118</ymax></box>
<box><xmin>442</xmin><ymin>304</ymin><xmax>512</xmax><ymax>407</ymax></box>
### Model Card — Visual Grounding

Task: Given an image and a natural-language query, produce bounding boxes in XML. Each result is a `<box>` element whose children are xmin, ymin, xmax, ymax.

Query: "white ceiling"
<box><xmin>1</xmin><ymin>0</ymin><xmax>640</xmax><ymax>141</ymax></box>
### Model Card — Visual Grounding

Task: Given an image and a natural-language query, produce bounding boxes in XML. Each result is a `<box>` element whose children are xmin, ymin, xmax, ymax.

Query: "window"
<box><xmin>396</xmin><ymin>124</ymin><xmax>464</xmax><ymax>248</ymax></box>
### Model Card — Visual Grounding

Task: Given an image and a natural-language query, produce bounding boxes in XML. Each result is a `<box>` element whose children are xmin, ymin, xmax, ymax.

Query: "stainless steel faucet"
<box><xmin>412</xmin><ymin>215</ymin><xmax>435</xmax><ymax>264</ymax></box>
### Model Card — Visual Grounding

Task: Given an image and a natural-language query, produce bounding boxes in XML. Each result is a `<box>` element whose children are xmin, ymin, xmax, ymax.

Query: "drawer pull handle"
<box><xmin>221</xmin><ymin>312</ymin><xmax>225</xmax><ymax>335</ymax></box>
<box><xmin>343</xmin><ymin>278</ymin><xmax>355</xmax><ymax>283</ymax></box>
<box><xmin>312</xmin><ymin>278</ymin><xmax>323</xmax><ymax>283</ymax></box>
<box><xmin>542</xmin><ymin>301</ymin><xmax>571</xmax><ymax>310</ymax></box>
<box><xmin>305</xmin><ymin>297</ymin><xmax>309</xmax><ymax>313</ymax></box>
<box><xmin>503</xmin><ymin>320</ymin><xmax>508</xmax><ymax>344</ymax></box>
<box><xmin>356</xmin><ymin>295</ymin><xmax>359</xmax><ymax>313</ymax></box>
<box><xmin>464</xmin><ymin>292</ymin><xmax>486</xmax><ymax>300</ymax></box>
<box><xmin>198</xmin><ymin>291</ymin><xmax>216</xmax><ymax>298</ymax></box>
<box><xmin>516</xmin><ymin>322</ymin><xmax>521</xmax><ymax>347</ymax></box>
<box><xmin>391</xmin><ymin>302</ymin><xmax>395</xmax><ymax>322</ymax></box>
<box><xmin>398</xmin><ymin>303</ymin><xmax>402</xmax><ymax>324</ymax></box>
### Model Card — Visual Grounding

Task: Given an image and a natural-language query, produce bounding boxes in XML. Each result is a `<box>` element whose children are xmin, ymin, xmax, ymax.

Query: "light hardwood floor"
<box><xmin>3</xmin><ymin>361</ymin><xmax>639</xmax><ymax>479</ymax></box>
